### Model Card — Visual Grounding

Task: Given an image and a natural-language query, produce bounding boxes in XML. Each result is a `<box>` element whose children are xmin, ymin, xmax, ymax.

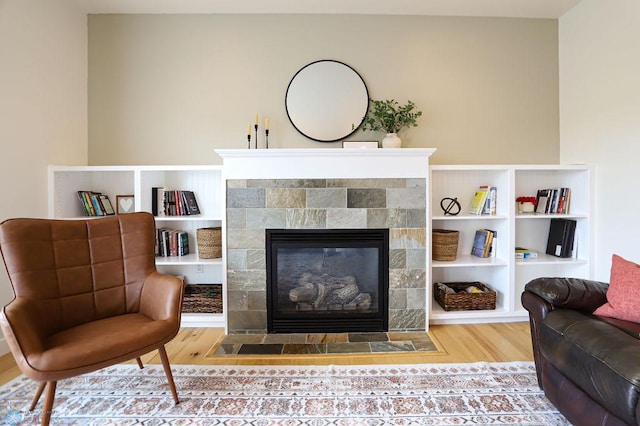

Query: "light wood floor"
<box><xmin>0</xmin><ymin>322</ymin><xmax>533</xmax><ymax>386</ymax></box>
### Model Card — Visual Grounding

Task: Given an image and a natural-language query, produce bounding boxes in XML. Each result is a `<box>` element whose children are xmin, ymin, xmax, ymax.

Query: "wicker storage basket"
<box><xmin>432</xmin><ymin>229</ymin><xmax>459</xmax><ymax>261</ymax></box>
<box><xmin>434</xmin><ymin>282</ymin><xmax>496</xmax><ymax>311</ymax></box>
<box><xmin>196</xmin><ymin>227</ymin><xmax>222</xmax><ymax>259</ymax></box>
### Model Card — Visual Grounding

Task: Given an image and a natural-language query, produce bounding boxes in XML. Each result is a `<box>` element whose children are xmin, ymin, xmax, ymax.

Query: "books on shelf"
<box><xmin>152</xmin><ymin>188</ymin><xmax>201</xmax><ymax>217</ymax></box>
<box><xmin>156</xmin><ymin>227</ymin><xmax>190</xmax><ymax>257</ymax></box>
<box><xmin>535</xmin><ymin>187</ymin><xmax>571</xmax><ymax>214</ymax></box>
<box><xmin>469</xmin><ymin>185</ymin><xmax>497</xmax><ymax>215</ymax></box>
<box><xmin>471</xmin><ymin>229</ymin><xmax>497</xmax><ymax>258</ymax></box>
<box><xmin>546</xmin><ymin>218</ymin><xmax>577</xmax><ymax>258</ymax></box>
<box><xmin>77</xmin><ymin>191</ymin><xmax>115</xmax><ymax>216</ymax></box>
<box><xmin>515</xmin><ymin>247</ymin><xmax>538</xmax><ymax>259</ymax></box>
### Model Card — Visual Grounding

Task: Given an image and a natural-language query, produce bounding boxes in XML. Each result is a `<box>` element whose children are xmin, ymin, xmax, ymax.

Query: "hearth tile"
<box><xmin>347</xmin><ymin>188</ymin><xmax>386</xmax><ymax>208</ymax></box>
<box><xmin>326</xmin><ymin>208</ymin><xmax>366</xmax><ymax>228</ymax></box>
<box><xmin>406</xmin><ymin>288</ymin><xmax>426</xmax><ymax>309</ymax></box>
<box><xmin>285</xmin><ymin>209</ymin><xmax>326</xmax><ymax>228</ymax></box>
<box><xmin>214</xmin><ymin>344</ymin><xmax>243</xmax><ymax>355</ymax></box>
<box><xmin>389</xmin><ymin>289</ymin><xmax>408</xmax><ymax>309</ymax></box>
<box><xmin>282</xmin><ymin>344</ymin><xmax>326</xmax><ymax>354</ymax></box>
<box><xmin>406</xmin><ymin>209</ymin><xmax>426</xmax><ymax>227</ymax></box>
<box><xmin>226</xmin><ymin>229</ymin><xmax>265</xmax><ymax>250</ymax></box>
<box><xmin>266</xmin><ymin>188</ymin><xmax>306</xmax><ymax>208</ymax></box>
<box><xmin>306</xmin><ymin>333</ymin><xmax>348</xmax><ymax>344</ymax></box>
<box><xmin>348</xmin><ymin>332</ymin><xmax>388</xmax><ymax>343</ymax></box>
<box><xmin>388</xmin><ymin>249</ymin><xmax>407</xmax><ymax>269</ymax></box>
<box><xmin>238</xmin><ymin>343</ymin><xmax>283</xmax><ymax>355</ymax></box>
<box><xmin>246</xmin><ymin>208</ymin><xmax>286</xmax><ymax>229</ymax></box>
<box><xmin>328</xmin><ymin>178</ymin><xmax>405</xmax><ymax>189</ymax></box>
<box><xmin>390</xmin><ymin>228</ymin><xmax>426</xmax><ymax>250</ymax></box>
<box><xmin>327</xmin><ymin>342</ymin><xmax>372</xmax><ymax>353</ymax></box>
<box><xmin>389</xmin><ymin>309</ymin><xmax>426</xmax><ymax>331</ymax></box>
<box><xmin>387</xmin><ymin>187</ymin><xmax>426</xmax><ymax>209</ymax></box>
<box><xmin>367</xmin><ymin>208</ymin><xmax>407</xmax><ymax>229</ymax></box>
<box><xmin>226</xmin><ymin>208</ymin><xmax>247</xmax><ymax>228</ymax></box>
<box><xmin>246</xmin><ymin>249</ymin><xmax>266</xmax><ymax>269</ymax></box>
<box><xmin>371</xmin><ymin>341</ymin><xmax>415</xmax><ymax>353</ymax></box>
<box><xmin>227</xmin><ymin>187</ymin><xmax>265</xmax><ymax>208</ymax></box>
<box><xmin>413</xmin><ymin>339</ymin><xmax>438</xmax><ymax>352</ymax></box>
<box><xmin>306</xmin><ymin>188</ymin><xmax>346</xmax><ymax>208</ymax></box>
<box><xmin>221</xmin><ymin>334</ymin><xmax>264</xmax><ymax>344</ymax></box>
<box><xmin>405</xmin><ymin>248</ymin><xmax>426</xmax><ymax>269</ymax></box>
<box><xmin>262</xmin><ymin>334</ymin><xmax>299</xmax><ymax>344</ymax></box>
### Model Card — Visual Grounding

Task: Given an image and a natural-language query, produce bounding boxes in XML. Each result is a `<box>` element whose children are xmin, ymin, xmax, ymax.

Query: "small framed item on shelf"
<box><xmin>116</xmin><ymin>195</ymin><xmax>135</xmax><ymax>214</ymax></box>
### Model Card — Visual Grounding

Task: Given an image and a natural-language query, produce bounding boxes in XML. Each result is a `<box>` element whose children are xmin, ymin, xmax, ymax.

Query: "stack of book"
<box><xmin>535</xmin><ymin>188</ymin><xmax>571</xmax><ymax>214</ymax></box>
<box><xmin>469</xmin><ymin>185</ymin><xmax>497</xmax><ymax>215</ymax></box>
<box><xmin>471</xmin><ymin>229</ymin><xmax>497</xmax><ymax>258</ymax></box>
<box><xmin>156</xmin><ymin>228</ymin><xmax>190</xmax><ymax>257</ymax></box>
<box><xmin>77</xmin><ymin>191</ymin><xmax>115</xmax><ymax>216</ymax></box>
<box><xmin>515</xmin><ymin>247</ymin><xmax>538</xmax><ymax>259</ymax></box>
<box><xmin>152</xmin><ymin>187</ymin><xmax>201</xmax><ymax>217</ymax></box>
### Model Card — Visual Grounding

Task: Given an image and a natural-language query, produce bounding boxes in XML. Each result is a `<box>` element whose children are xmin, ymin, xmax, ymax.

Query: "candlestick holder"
<box><xmin>265</xmin><ymin>129</ymin><xmax>269</xmax><ymax>149</ymax></box>
<box><xmin>247</xmin><ymin>134</ymin><xmax>251</xmax><ymax>149</ymax></box>
<box><xmin>254</xmin><ymin>124</ymin><xmax>258</xmax><ymax>149</ymax></box>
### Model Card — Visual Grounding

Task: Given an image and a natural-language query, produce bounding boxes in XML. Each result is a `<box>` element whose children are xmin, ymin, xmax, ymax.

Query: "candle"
<box><xmin>265</xmin><ymin>118</ymin><xmax>269</xmax><ymax>130</ymax></box>
<box><xmin>254</xmin><ymin>113</ymin><xmax>258</xmax><ymax>125</ymax></box>
<box><xmin>247</xmin><ymin>123</ymin><xmax>251</xmax><ymax>136</ymax></box>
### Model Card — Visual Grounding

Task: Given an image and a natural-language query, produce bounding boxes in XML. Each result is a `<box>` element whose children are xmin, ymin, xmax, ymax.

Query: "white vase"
<box><xmin>381</xmin><ymin>133</ymin><xmax>401</xmax><ymax>148</ymax></box>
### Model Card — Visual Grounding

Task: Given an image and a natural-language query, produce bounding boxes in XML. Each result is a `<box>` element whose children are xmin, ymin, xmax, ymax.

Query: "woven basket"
<box><xmin>434</xmin><ymin>282</ymin><xmax>496</xmax><ymax>311</ymax></box>
<box><xmin>196</xmin><ymin>227</ymin><xmax>222</xmax><ymax>259</ymax></box>
<box><xmin>432</xmin><ymin>229</ymin><xmax>459</xmax><ymax>261</ymax></box>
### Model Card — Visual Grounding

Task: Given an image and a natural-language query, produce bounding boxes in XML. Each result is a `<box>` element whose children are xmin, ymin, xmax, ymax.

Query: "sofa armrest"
<box><xmin>524</xmin><ymin>277</ymin><xmax>609</xmax><ymax>312</ymax></box>
<box><xmin>139</xmin><ymin>271</ymin><xmax>184</xmax><ymax>323</ymax></box>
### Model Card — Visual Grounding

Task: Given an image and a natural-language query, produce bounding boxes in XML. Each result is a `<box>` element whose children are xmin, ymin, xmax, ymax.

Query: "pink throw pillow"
<box><xmin>594</xmin><ymin>254</ymin><xmax>640</xmax><ymax>323</ymax></box>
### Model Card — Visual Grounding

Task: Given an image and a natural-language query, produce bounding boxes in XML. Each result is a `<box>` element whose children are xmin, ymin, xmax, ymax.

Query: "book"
<box><xmin>479</xmin><ymin>185</ymin><xmax>497</xmax><ymax>215</ymax></box>
<box><xmin>469</xmin><ymin>189</ymin><xmax>489</xmax><ymax>215</ymax></box>
<box><xmin>471</xmin><ymin>229</ymin><xmax>493</xmax><ymax>258</ymax></box>
<box><xmin>515</xmin><ymin>247</ymin><xmax>538</xmax><ymax>259</ymax></box>
<box><xmin>546</xmin><ymin>218</ymin><xmax>577</xmax><ymax>258</ymax></box>
<box><xmin>183</xmin><ymin>191</ymin><xmax>201</xmax><ymax>215</ymax></box>
<box><xmin>535</xmin><ymin>189</ymin><xmax>550</xmax><ymax>213</ymax></box>
<box><xmin>99</xmin><ymin>194</ymin><xmax>115</xmax><ymax>215</ymax></box>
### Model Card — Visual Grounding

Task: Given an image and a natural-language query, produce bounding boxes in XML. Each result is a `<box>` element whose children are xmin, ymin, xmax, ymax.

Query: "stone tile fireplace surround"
<box><xmin>216</xmin><ymin>149</ymin><xmax>435</xmax><ymax>334</ymax></box>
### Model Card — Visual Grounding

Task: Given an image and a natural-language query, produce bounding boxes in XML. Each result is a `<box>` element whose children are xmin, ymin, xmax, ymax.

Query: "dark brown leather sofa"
<box><xmin>522</xmin><ymin>277</ymin><xmax>640</xmax><ymax>426</ymax></box>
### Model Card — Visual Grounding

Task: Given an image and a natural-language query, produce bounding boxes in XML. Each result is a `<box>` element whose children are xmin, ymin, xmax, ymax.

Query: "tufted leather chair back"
<box><xmin>0</xmin><ymin>212</ymin><xmax>157</xmax><ymax>335</ymax></box>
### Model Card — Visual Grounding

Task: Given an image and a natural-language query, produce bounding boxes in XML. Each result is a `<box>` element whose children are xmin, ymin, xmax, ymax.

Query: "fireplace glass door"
<box><xmin>266</xmin><ymin>229</ymin><xmax>389</xmax><ymax>333</ymax></box>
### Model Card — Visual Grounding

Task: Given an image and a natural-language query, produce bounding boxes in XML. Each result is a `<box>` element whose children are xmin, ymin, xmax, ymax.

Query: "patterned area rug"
<box><xmin>0</xmin><ymin>362</ymin><xmax>569</xmax><ymax>425</ymax></box>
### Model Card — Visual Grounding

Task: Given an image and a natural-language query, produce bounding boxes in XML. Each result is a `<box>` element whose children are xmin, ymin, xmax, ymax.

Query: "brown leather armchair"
<box><xmin>0</xmin><ymin>212</ymin><xmax>183</xmax><ymax>425</ymax></box>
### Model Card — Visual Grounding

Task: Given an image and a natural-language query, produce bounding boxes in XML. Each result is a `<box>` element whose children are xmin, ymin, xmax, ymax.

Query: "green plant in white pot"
<box><xmin>361</xmin><ymin>99</ymin><xmax>422</xmax><ymax>148</ymax></box>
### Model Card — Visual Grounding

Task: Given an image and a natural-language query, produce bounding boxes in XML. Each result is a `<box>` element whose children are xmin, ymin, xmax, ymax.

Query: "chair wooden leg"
<box><xmin>41</xmin><ymin>381</ymin><xmax>56</xmax><ymax>426</ymax></box>
<box><xmin>29</xmin><ymin>382</ymin><xmax>46</xmax><ymax>411</ymax></box>
<box><xmin>157</xmin><ymin>345</ymin><xmax>179</xmax><ymax>404</ymax></box>
<box><xmin>136</xmin><ymin>357</ymin><xmax>144</xmax><ymax>369</ymax></box>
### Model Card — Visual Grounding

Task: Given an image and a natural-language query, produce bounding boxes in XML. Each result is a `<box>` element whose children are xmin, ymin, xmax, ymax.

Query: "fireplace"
<box><xmin>266</xmin><ymin>228</ymin><xmax>389</xmax><ymax>333</ymax></box>
<box><xmin>217</xmin><ymin>148</ymin><xmax>434</xmax><ymax>334</ymax></box>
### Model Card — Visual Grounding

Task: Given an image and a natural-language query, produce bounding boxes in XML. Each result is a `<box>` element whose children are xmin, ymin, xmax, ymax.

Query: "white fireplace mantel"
<box><xmin>216</xmin><ymin>148</ymin><xmax>436</xmax><ymax>180</ymax></box>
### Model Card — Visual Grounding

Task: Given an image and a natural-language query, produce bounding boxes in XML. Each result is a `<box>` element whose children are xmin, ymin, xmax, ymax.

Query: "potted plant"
<box><xmin>361</xmin><ymin>99</ymin><xmax>422</xmax><ymax>148</ymax></box>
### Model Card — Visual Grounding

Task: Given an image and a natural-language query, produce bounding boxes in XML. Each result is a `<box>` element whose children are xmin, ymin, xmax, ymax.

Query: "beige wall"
<box><xmin>0</xmin><ymin>0</ymin><xmax>87</xmax><ymax>353</ymax></box>
<box><xmin>560</xmin><ymin>0</ymin><xmax>640</xmax><ymax>280</ymax></box>
<box><xmin>88</xmin><ymin>14</ymin><xmax>560</xmax><ymax>166</ymax></box>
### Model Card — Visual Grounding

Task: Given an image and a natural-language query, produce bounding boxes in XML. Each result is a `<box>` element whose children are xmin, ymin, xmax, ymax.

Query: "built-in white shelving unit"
<box><xmin>48</xmin><ymin>165</ymin><xmax>225</xmax><ymax>329</ymax></box>
<box><xmin>429</xmin><ymin>164</ymin><xmax>593</xmax><ymax>324</ymax></box>
<box><xmin>49</xmin><ymin>162</ymin><xmax>592</xmax><ymax>331</ymax></box>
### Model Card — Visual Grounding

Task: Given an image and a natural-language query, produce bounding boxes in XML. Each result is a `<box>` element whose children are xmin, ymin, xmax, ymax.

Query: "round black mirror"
<box><xmin>285</xmin><ymin>60</ymin><xmax>369</xmax><ymax>142</ymax></box>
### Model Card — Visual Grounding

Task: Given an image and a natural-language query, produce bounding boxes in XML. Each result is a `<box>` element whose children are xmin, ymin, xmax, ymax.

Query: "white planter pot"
<box><xmin>382</xmin><ymin>133</ymin><xmax>401</xmax><ymax>148</ymax></box>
